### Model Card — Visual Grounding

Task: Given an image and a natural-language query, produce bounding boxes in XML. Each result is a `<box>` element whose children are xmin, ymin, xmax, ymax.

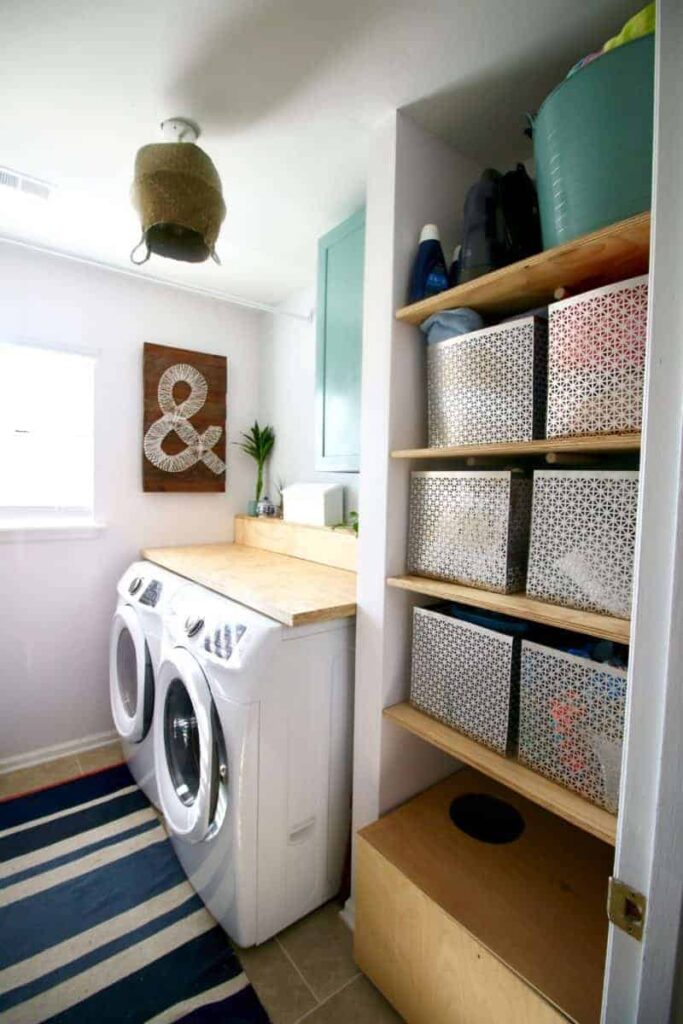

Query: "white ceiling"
<box><xmin>1</xmin><ymin>0</ymin><xmax>637</xmax><ymax>305</ymax></box>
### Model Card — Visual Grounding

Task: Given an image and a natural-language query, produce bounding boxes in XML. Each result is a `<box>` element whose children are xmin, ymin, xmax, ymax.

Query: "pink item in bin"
<box><xmin>546</xmin><ymin>274</ymin><xmax>648</xmax><ymax>438</ymax></box>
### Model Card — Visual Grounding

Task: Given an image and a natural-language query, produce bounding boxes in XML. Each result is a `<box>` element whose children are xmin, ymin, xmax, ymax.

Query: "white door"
<box><xmin>109</xmin><ymin>605</ymin><xmax>154</xmax><ymax>743</ymax></box>
<box><xmin>603</xmin><ymin>2</ymin><xmax>683</xmax><ymax>1019</ymax></box>
<box><xmin>155</xmin><ymin>648</ymin><xmax>226</xmax><ymax>844</ymax></box>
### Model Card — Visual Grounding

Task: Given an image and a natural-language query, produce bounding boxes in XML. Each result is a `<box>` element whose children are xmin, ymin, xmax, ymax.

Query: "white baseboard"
<box><xmin>339</xmin><ymin>896</ymin><xmax>355</xmax><ymax>932</ymax></box>
<box><xmin>0</xmin><ymin>729</ymin><xmax>118</xmax><ymax>775</ymax></box>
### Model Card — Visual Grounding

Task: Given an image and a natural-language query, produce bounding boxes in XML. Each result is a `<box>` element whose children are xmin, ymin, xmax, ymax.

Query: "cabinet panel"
<box><xmin>316</xmin><ymin>209</ymin><xmax>365</xmax><ymax>472</ymax></box>
<box><xmin>355</xmin><ymin>838</ymin><xmax>567</xmax><ymax>1024</ymax></box>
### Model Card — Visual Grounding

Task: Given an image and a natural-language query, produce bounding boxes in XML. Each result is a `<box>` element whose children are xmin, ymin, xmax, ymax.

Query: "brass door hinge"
<box><xmin>608</xmin><ymin>877</ymin><xmax>647</xmax><ymax>941</ymax></box>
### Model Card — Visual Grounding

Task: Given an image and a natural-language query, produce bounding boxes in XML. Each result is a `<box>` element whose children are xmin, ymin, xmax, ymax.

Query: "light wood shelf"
<box><xmin>234</xmin><ymin>514</ymin><xmax>357</xmax><ymax>572</ymax></box>
<box><xmin>387</xmin><ymin>575</ymin><xmax>630</xmax><ymax>643</ymax></box>
<box><xmin>395</xmin><ymin>211</ymin><xmax>650</xmax><ymax>323</ymax></box>
<box><xmin>384</xmin><ymin>702</ymin><xmax>617</xmax><ymax>845</ymax></box>
<box><xmin>392</xmin><ymin>432</ymin><xmax>641</xmax><ymax>460</ymax></box>
<box><xmin>356</xmin><ymin>769</ymin><xmax>612</xmax><ymax>1024</ymax></box>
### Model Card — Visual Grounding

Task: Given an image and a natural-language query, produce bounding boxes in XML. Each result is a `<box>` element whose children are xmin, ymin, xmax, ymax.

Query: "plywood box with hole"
<box><xmin>354</xmin><ymin>769</ymin><xmax>613</xmax><ymax>1024</ymax></box>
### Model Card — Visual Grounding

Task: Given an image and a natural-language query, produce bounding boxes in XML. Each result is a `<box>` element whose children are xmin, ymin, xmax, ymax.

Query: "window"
<box><xmin>0</xmin><ymin>342</ymin><xmax>95</xmax><ymax>524</ymax></box>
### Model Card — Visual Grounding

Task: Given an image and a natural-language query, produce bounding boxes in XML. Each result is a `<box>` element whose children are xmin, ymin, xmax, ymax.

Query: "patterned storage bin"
<box><xmin>427</xmin><ymin>316</ymin><xmax>548</xmax><ymax>447</ymax></box>
<box><xmin>410</xmin><ymin>606</ymin><xmax>522</xmax><ymax>754</ymax></box>
<box><xmin>519</xmin><ymin>640</ymin><xmax>627</xmax><ymax>812</ymax></box>
<box><xmin>526</xmin><ymin>470</ymin><xmax>638</xmax><ymax>617</ymax></box>
<box><xmin>407</xmin><ymin>471</ymin><xmax>532</xmax><ymax>593</ymax></box>
<box><xmin>546</xmin><ymin>275</ymin><xmax>648</xmax><ymax>439</ymax></box>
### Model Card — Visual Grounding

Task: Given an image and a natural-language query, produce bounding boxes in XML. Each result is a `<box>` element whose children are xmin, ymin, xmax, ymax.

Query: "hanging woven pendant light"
<box><xmin>131</xmin><ymin>118</ymin><xmax>226</xmax><ymax>265</ymax></box>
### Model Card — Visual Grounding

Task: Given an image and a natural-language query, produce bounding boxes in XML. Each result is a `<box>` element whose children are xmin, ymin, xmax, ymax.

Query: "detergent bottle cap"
<box><xmin>419</xmin><ymin>223</ymin><xmax>440</xmax><ymax>244</ymax></box>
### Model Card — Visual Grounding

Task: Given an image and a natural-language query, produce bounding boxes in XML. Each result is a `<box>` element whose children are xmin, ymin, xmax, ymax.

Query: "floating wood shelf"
<box><xmin>391</xmin><ymin>432</ymin><xmax>641</xmax><ymax>460</ymax></box>
<box><xmin>386</xmin><ymin>575</ymin><xmax>630</xmax><ymax>643</ymax></box>
<box><xmin>234</xmin><ymin>514</ymin><xmax>357</xmax><ymax>572</ymax></box>
<box><xmin>355</xmin><ymin>770</ymin><xmax>612</xmax><ymax>1023</ymax></box>
<box><xmin>384</xmin><ymin>702</ymin><xmax>617</xmax><ymax>845</ymax></box>
<box><xmin>395</xmin><ymin>211</ymin><xmax>650</xmax><ymax>324</ymax></box>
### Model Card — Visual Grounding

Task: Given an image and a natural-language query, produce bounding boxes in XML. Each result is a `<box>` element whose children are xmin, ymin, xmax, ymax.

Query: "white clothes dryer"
<box><xmin>155</xmin><ymin>583</ymin><xmax>354</xmax><ymax>947</ymax></box>
<box><xmin>109</xmin><ymin>561</ymin><xmax>186</xmax><ymax>807</ymax></box>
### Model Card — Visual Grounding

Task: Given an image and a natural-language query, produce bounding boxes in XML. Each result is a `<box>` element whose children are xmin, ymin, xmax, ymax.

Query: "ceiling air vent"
<box><xmin>0</xmin><ymin>167</ymin><xmax>51</xmax><ymax>200</ymax></box>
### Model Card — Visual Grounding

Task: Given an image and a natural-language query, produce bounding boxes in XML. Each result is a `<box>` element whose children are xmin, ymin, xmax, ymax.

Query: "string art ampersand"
<box><xmin>143</xmin><ymin>362</ymin><xmax>226</xmax><ymax>475</ymax></box>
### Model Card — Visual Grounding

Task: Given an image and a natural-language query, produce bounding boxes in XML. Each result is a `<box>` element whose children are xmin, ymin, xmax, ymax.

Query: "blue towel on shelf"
<box><xmin>419</xmin><ymin>308</ymin><xmax>485</xmax><ymax>344</ymax></box>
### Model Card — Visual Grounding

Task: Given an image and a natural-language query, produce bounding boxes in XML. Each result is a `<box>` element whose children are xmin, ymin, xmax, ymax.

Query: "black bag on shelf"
<box><xmin>500</xmin><ymin>163</ymin><xmax>542</xmax><ymax>263</ymax></box>
<box><xmin>456</xmin><ymin>164</ymin><xmax>541</xmax><ymax>285</ymax></box>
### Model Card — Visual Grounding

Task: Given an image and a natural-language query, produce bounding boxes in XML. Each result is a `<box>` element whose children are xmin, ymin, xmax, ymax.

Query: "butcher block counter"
<box><xmin>143</xmin><ymin>517</ymin><xmax>357</xmax><ymax>627</ymax></box>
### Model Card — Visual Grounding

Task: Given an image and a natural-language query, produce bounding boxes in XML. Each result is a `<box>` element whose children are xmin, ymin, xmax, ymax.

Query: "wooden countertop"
<box><xmin>142</xmin><ymin>542</ymin><xmax>357</xmax><ymax>627</ymax></box>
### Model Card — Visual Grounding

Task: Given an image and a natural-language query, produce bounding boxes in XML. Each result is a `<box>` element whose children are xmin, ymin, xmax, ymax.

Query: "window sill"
<box><xmin>0</xmin><ymin>519</ymin><xmax>106</xmax><ymax>542</ymax></box>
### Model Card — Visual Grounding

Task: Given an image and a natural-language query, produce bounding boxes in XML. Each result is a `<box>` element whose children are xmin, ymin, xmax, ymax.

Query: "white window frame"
<box><xmin>0</xmin><ymin>337</ymin><xmax>104</xmax><ymax>541</ymax></box>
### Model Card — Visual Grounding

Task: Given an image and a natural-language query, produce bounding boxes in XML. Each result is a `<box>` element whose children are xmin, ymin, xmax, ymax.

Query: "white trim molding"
<box><xmin>0</xmin><ymin>730</ymin><xmax>119</xmax><ymax>775</ymax></box>
<box><xmin>0</xmin><ymin>233</ymin><xmax>313</xmax><ymax>323</ymax></box>
<box><xmin>603</xmin><ymin>2</ymin><xmax>683</xmax><ymax>1019</ymax></box>
<box><xmin>0</xmin><ymin>520</ymin><xmax>106</xmax><ymax>542</ymax></box>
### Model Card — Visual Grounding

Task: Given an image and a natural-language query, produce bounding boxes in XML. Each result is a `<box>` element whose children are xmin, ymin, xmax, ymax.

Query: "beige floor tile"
<box><xmin>277</xmin><ymin>901</ymin><xmax>358</xmax><ymax>1002</ymax></box>
<box><xmin>77</xmin><ymin>741</ymin><xmax>124</xmax><ymax>774</ymax></box>
<box><xmin>0</xmin><ymin>755</ymin><xmax>82</xmax><ymax>800</ymax></box>
<box><xmin>237</xmin><ymin>938</ymin><xmax>317</xmax><ymax>1024</ymax></box>
<box><xmin>302</xmin><ymin>974</ymin><xmax>404</xmax><ymax>1023</ymax></box>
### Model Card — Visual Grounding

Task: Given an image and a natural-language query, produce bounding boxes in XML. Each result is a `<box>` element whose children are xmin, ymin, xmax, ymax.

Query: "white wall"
<box><xmin>0</xmin><ymin>243</ymin><xmax>263</xmax><ymax>763</ymax></box>
<box><xmin>352</xmin><ymin>112</ymin><xmax>482</xmax><ymax>849</ymax></box>
<box><xmin>259</xmin><ymin>288</ymin><xmax>359</xmax><ymax>516</ymax></box>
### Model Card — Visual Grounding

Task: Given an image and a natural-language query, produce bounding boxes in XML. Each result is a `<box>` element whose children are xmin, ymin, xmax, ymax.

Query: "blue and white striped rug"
<box><xmin>0</xmin><ymin>764</ymin><xmax>269</xmax><ymax>1024</ymax></box>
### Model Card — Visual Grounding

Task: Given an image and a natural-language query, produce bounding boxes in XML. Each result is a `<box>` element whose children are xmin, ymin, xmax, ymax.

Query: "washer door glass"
<box><xmin>117</xmin><ymin>626</ymin><xmax>138</xmax><ymax>718</ymax></box>
<box><xmin>109</xmin><ymin>606</ymin><xmax>151</xmax><ymax>742</ymax></box>
<box><xmin>156</xmin><ymin>648</ymin><xmax>217</xmax><ymax>843</ymax></box>
<box><xmin>164</xmin><ymin>677</ymin><xmax>201</xmax><ymax>806</ymax></box>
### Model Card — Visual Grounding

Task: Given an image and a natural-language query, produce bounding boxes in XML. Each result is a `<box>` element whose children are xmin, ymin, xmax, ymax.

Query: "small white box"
<box><xmin>282</xmin><ymin>483</ymin><xmax>344</xmax><ymax>527</ymax></box>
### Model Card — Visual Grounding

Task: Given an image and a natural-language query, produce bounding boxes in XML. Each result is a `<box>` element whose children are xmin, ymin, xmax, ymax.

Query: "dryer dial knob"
<box><xmin>185</xmin><ymin>616</ymin><xmax>205</xmax><ymax>637</ymax></box>
<box><xmin>128</xmin><ymin>577</ymin><xmax>143</xmax><ymax>595</ymax></box>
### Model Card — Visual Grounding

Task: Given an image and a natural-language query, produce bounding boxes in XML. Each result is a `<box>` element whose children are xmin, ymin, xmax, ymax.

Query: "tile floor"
<box><xmin>0</xmin><ymin>743</ymin><xmax>403</xmax><ymax>1023</ymax></box>
<box><xmin>0</xmin><ymin>741</ymin><xmax>126</xmax><ymax>799</ymax></box>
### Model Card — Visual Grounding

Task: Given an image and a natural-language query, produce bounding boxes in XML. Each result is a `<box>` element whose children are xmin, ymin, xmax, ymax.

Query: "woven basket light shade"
<box><xmin>132</xmin><ymin>142</ymin><xmax>226</xmax><ymax>263</ymax></box>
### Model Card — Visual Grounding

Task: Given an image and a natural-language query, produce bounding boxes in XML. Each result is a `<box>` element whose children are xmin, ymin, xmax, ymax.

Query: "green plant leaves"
<box><xmin>234</xmin><ymin>421</ymin><xmax>276</xmax><ymax>503</ymax></box>
<box><xmin>234</xmin><ymin>421</ymin><xmax>275</xmax><ymax>464</ymax></box>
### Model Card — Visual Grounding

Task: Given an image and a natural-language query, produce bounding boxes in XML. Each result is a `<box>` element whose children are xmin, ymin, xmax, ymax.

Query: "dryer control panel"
<box><xmin>139</xmin><ymin>579</ymin><xmax>163</xmax><ymax>607</ymax></box>
<box><xmin>203</xmin><ymin>623</ymin><xmax>247</xmax><ymax>663</ymax></box>
<box><xmin>166</xmin><ymin>582</ymin><xmax>281</xmax><ymax>673</ymax></box>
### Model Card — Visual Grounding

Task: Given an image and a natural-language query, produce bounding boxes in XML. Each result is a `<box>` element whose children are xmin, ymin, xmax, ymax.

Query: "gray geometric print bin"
<box><xmin>519</xmin><ymin>640</ymin><xmax>627</xmax><ymax>812</ymax></box>
<box><xmin>407</xmin><ymin>471</ymin><xmax>533</xmax><ymax>593</ymax></box>
<box><xmin>546</xmin><ymin>275</ymin><xmax>648</xmax><ymax>439</ymax></box>
<box><xmin>427</xmin><ymin>315</ymin><xmax>548</xmax><ymax>447</ymax></box>
<box><xmin>410</xmin><ymin>607</ymin><xmax>519</xmax><ymax>755</ymax></box>
<box><xmin>526</xmin><ymin>471</ymin><xmax>638</xmax><ymax>617</ymax></box>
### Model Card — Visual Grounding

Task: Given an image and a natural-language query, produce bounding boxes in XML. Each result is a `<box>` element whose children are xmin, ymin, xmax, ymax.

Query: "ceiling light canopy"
<box><xmin>131</xmin><ymin>118</ymin><xmax>226</xmax><ymax>265</ymax></box>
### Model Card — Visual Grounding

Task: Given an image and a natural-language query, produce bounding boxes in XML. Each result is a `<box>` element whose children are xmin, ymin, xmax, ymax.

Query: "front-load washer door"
<box><xmin>109</xmin><ymin>605</ymin><xmax>153</xmax><ymax>743</ymax></box>
<box><xmin>156</xmin><ymin>648</ymin><xmax>220</xmax><ymax>844</ymax></box>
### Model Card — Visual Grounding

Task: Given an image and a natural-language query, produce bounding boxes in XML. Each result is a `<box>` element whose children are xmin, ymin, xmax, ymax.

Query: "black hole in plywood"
<box><xmin>449</xmin><ymin>793</ymin><xmax>525</xmax><ymax>844</ymax></box>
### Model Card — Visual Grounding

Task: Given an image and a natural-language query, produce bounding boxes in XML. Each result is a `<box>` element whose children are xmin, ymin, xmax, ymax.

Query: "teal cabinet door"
<box><xmin>316</xmin><ymin>209</ymin><xmax>365</xmax><ymax>472</ymax></box>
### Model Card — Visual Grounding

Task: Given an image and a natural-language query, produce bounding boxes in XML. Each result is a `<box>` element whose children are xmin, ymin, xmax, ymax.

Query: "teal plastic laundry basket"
<box><xmin>531</xmin><ymin>33</ymin><xmax>654</xmax><ymax>249</ymax></box>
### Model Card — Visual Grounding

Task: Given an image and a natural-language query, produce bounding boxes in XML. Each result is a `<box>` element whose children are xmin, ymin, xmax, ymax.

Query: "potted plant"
<box><xmin>235</xmin><ymin>421</ymin><xmax>275</xmax><ymax>516</ymax></box>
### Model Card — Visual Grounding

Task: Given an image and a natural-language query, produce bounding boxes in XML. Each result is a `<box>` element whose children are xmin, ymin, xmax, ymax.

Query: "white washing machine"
<box><xmin>109</xmin><ymin>561</ymin><xmax>186</xmax><ymax>807</ymax></box>
<box><xmin>154</xmin><ymin>582</ymin><xmax>354</xmax><ymax>947</ymax></box>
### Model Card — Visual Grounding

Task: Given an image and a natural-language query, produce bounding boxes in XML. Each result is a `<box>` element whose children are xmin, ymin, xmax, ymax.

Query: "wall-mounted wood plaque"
<box><xmin>142</xmin><ymin>342</ymin><xmax>227</xmax><ymax>492</ymax></box>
